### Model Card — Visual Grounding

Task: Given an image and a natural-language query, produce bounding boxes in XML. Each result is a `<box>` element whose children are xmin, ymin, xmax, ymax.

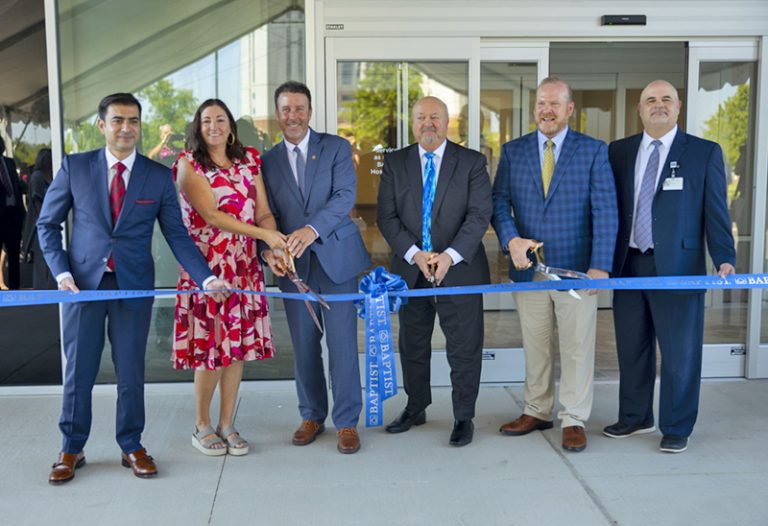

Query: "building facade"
<box><xmin>1</xmin><ymin>0</ymin><xmax>767</xmax><ymax>386</ymax></box>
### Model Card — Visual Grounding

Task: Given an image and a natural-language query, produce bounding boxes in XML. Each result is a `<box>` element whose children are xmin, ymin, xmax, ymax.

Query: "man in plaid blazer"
<box><xmin>491</xmin><ymin>77</ymin><xmax>618</xmax><ymax>453</ymax></box>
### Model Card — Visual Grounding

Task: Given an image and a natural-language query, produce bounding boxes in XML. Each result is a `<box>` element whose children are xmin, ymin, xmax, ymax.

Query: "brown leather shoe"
<box><xmin>49</xmin><ymin>451</ymin><xmax>86</xmax><ymax>485</ymax></box>
<box><xmin>337</xmin><ymin>427</ymin><xmax>361</xmax><ymax>454</ymax></box>
<box><xmin>562</xmin><ymin>426</ymin><xmax>587</xmax><ymax>452</ymax></box>
<box><xmin>499</xmin><ymin>414</ymin><xmax>554</xmax><ymax>436</ymax></box>
<box><xmin>292</xmin><ymin>420</ymin><xmax>325</xmax><ymax>446</ymax></box>
<box><xmin>121</xmin><ymin>448</ymin><xmax>158</xmax><ymax>478</ymax></box>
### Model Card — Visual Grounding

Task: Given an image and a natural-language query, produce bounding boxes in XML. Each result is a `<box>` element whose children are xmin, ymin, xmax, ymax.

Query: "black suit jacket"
<box><xmin>377</xmin><ymin>140</ymin><xmax>492</xmax><ymax>288</ymax></box>
<box><xmin>0</xmin><ymin>155</ymin><xmax>23</xmax><ymax>222</ymax></box>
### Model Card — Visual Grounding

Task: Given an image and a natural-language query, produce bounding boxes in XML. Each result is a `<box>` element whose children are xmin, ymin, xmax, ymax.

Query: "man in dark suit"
<box><xmin>260</xmin><ymin>81</ymin><xmax>371</xmax><ymax>455</ymax></box>
<box><xmin>604</xmin><ymin>79</ymin><xmax>735</xmax><ymax>453</ymax></box>
<box><xmin>492</xmin><ymin>77</ymin><xmax>618</xmax><ymax>453</ymax></box>
<box><xmin>38</xmin><ymin>93</ymin><xmax>228</xmax><ymax>484</ymax></box>
<box><xmin>0</xmin><ymin>136</ymin><xmax>24</xmax><ymax>289</ymax></box>
<box><xmin>377</xmin><ymin>96</ymin><xmax>492</xmax><ymax>447</ymax></box>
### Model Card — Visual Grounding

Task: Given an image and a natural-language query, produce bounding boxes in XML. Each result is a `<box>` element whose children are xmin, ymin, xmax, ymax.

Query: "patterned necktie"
<box><xmin>294</xmin><ymin>145</ymin><xmax>305</xmax><ymax>198</ymax></box>
<box><xmin>422</xmin><ymin>152</ymin><xmax>437</xmax><ymax>252</ymax></box>
<box><xmin>634</xmin><ymin>140</ymin><xmax>662</xmax><ymax>253</ymax></box>
<box><xmin>107</xmin><ymin>162</ymin><xmax>126</xmax><ymax>271</ymax></box>
<box><xmin>542</xmin><ymin>139</ymin><xmax>555</xmax><ymax>197</ymax></box>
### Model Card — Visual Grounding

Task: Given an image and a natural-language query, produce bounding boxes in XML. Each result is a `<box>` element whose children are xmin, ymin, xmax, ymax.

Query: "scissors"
<box><xmin>528</xmin><ymin>244</ymin><xmax>589</xmax><ymax>300</ymax></box>
<box><xmin>428</xmin><ymin>253</ymin><xmax>438</xmax><ymax>302</ymax></box>
<box><xmin>276</xmin><ymin>249</ymin><xmax>330</xmax><ymax>332</ymax></box>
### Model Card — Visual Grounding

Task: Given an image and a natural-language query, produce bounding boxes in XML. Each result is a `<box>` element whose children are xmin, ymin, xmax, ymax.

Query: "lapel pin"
<box><xmin>311</xmin><ymin>154</ymin><xmax>316</xmax><ymax>160</ymax></box>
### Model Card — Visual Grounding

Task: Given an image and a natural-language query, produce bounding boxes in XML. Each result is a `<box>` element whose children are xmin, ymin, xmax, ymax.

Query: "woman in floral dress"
<box><xmin>173</xmin><ymin>99</ymin><xmax>285</xmax><ymax>456</ymax></box>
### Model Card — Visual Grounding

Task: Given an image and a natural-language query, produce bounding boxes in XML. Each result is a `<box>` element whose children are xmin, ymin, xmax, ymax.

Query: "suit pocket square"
<box><xmin>135</xmin><ymin>199</ymin><xmax>156</xmax><ymax>205</ymax></box>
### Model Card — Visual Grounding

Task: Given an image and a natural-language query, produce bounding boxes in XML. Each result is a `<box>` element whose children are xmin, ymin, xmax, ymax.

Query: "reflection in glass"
<box><xmin>478</xmin><ymin>62</ymin><xmax>537</xmax><ymax>181</ymax></box>
<box><xmin>695</xmin><ymin>62</ymin><xmax>757</xmax><ymax>343</ymax></box>
<box><xmin>57</xmin><ymin>0</ymin><xmax>306</xmax><ymax>382</ymax></box>
<box><xmin>570</xmin><ymin>89</ymin><xmax>614</xmax><ymax>144</ymax></box>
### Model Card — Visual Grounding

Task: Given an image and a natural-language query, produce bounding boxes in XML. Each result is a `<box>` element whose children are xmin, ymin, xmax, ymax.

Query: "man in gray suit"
<box><xmin>377</xmin><ymin>96</ymin><xmax>492</xmax><ymax>447</ymax></box>
<box><xmin>261</xmin><ymin>81</ymin><xmax>372</xmax><ymax>454</ymax></box>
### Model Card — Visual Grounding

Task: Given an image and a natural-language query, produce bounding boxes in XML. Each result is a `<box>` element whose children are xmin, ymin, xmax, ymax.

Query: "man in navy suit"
<box><xmin>492</xmin><ymin>77</ymin><xmax>618</xmax><ymax>452</ymax></box>
<box><xmin>604</xmin><ymin>80</ymin><xmax>735</xmax><ymax>453</ymax></box>
<box><xmin>260</xmin><ymin>81</ymin><xmax>371</xmax><ymax>454</ymax></box>
<box><xmin>0</xmin><ymin>136</ymin><xmax>24</xmax><ymax>289</ymax></box>
<box><xmin>38</xmin><ymin>93</ymin><xmax>229</xmax><ymax>484</ymax></box>
<box><xmin>377</xmin><ymin>96</ymin><xmax>492</xmax><ymax>447</ymax></box>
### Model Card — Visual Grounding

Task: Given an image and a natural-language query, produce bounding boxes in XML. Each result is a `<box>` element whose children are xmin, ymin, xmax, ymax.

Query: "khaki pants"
<box><xmin>514</xmin><ymin>284</ymin><xmax>597</xmax><ymax>428</ymax></box>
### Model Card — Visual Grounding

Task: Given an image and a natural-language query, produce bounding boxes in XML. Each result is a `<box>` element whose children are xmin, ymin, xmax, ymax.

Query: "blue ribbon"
<box><xmin>6</xmin><ymin>272</ymin><xmax>768</xmax><ymax>426</ymax></box>
<box><xmin>356</xmin><ymin>267</ymin><xmax>408</xmax><ymax>427</ymax></box>
<box><xmin>5</xmin><ymin>274</ymin><xmax>768</xmax><ymax>309</ymax></box>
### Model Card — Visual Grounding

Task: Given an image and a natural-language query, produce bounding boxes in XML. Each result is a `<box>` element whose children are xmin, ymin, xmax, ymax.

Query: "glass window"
<box><xmin>477</xmin><ymin>60</ymin><xmax>535</xmax><ymax>350</ymax></box>
<box><xmin>56</xmin><ymin>0</ymin><xmax>305</xmax><ymax>383</ymax></box>
<box><xmin>0</xmin><ymin>33</ymin><xmax>59</xmax><ymax>386</ymax></box>
<box><xmin>478</xmin><ymin>62</ymin><xmax>537</xmax><ymax>181</ymax></box>
<box><xmin>550</xmin><ymin>42</ymin><xmax>687</xmax><ymax>142</ymax></box>
<box><xmin>695</xmin><ymin>62</ymin><xmax>756</xmax><ymax>344</ymax></box>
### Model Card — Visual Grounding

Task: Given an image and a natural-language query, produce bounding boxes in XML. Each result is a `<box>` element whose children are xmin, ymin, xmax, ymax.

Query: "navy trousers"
<box><xmin>60</xmin><ymin>273</ymin><xmax>152</xmax><ymax>453</ymax></box>
<box><xmin>613</xmin><ymin>249</ymin><xmax>705</xmax><ymax>437</ymax></box>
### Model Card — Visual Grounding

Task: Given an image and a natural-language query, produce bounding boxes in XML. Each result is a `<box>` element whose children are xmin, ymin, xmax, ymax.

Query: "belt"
<box><xmin>629</xmin><ymin>247</ymin><xmax>654</xmax><ymax>256</ymax></box>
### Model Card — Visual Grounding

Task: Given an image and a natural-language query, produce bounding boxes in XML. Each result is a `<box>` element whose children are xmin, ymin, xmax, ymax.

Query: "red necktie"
<box><xmin>107</xmin><ymin>162</ymin><xmax>126</xmax><ymax>270</ymax></box>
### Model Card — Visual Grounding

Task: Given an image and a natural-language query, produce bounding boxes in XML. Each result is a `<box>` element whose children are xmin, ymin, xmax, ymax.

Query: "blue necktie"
<box><xmin>634</xmin><ymin>140</ymin><xmax>662</xmax><ymax>253</ymax></box>
<box><xmin>422</xmin><ymin>152</ymin><xmax>436</xmax><ymax>252</ymax></box>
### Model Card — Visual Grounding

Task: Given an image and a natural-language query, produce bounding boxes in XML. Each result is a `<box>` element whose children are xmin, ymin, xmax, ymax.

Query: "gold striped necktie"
<box><xmin>542</xmin><ymin>139</ymin><xmax>554</xmax><ymax>197</ymax></box>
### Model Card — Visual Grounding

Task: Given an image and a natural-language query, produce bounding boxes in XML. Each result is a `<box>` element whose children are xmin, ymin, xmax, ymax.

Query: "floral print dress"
<box><xmin>172</xmin><ymin>147</ymin><xmax>274</xmax><ymax>370</ymax></box>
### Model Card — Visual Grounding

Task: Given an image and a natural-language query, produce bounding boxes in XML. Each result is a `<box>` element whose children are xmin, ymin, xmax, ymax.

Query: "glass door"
<box><xmin>688</xmin><ymin>41</ymin><xmax>760</xmax><ymax>378</ymax></box>
<box><xmin>325</xmin><ymin>37</ymin><xmax>546</xmax><ymax>383</ymax></box>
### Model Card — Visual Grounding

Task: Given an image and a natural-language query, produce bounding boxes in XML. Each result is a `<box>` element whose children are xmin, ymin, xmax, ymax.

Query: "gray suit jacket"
<box><xmin>260</xmin><ymin>129</ymin><xmax>371</xmax><ymax>287</ymax></box>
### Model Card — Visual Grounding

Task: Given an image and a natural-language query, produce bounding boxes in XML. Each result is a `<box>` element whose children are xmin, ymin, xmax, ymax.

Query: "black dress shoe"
<box><xmin>385</xmin><ymin>409</ymin><xmax>426</xmax><ymax>433</ymax></box>
<box><xmin>449</xmin><ymin>420</ymin><xmax>474</xmax><ymax>447</ymax></box>
<box><xmin>660</xmin><ymin>435</ymin><xmax>688</xmax><ymax>453</ymax></box>
<box><xmin>603</xmin><ymin>421</ymin><xmax>656</xmax><ymax>439</ymax></box>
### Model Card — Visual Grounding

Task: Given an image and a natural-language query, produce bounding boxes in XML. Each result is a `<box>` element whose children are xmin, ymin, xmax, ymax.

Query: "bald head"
<box><xmin>412</xmin><ymin>96</ymin><xmax>449</xmax><ymax>151</ymax></box>
<box><xmin>638</xmin><ymin>79</ymin><xmax>682</xmax><ymax>138</ymax></box>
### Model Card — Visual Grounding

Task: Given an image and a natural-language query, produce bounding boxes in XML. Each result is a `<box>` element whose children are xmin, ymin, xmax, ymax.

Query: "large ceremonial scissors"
<box><xmin>528</xmin><ymin>244</ymin><xmax>590</xmax><ymax>300</ymax></box>
<box><xmin>276</xmin><ymin>249</ymin><xmax>330</xmax><ymax>332</ymax></box>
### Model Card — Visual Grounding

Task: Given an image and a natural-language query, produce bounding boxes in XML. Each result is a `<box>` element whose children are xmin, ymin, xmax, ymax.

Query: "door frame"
<box><xmin>323</xmin><ymin>36</ymin><xmax>548</xmax><ymax>384</ymax></box>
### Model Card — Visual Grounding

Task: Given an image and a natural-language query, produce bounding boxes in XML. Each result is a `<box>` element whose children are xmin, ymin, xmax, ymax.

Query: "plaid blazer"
<box><xmin>491</xmin><ymin>128</ymin><xmax>618</xmax><ymax>282</ymax></box>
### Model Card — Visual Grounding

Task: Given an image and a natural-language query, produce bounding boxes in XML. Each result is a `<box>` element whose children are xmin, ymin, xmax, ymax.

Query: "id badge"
<box><xmin>662</xmin><ymin>177</ymin><xmax>683</xmax><ymax>191</ymax></box>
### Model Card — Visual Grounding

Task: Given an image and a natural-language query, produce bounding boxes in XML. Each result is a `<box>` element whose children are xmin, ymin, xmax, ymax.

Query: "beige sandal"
<box><xmin>192</xmin><ymin>425</ymin><xmax>227</xmax><ymax>456</ymax></box>
<box><xmin>218</xmin><ymin>425</ymin><xmax>249</xmax><ymax>456</ymax></box>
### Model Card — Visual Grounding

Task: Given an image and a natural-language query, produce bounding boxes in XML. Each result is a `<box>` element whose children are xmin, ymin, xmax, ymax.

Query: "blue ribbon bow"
<box><xmin>356</xmin><ymin>267</ymin><xmax>408</xmax><ymax>427</ymax></box>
